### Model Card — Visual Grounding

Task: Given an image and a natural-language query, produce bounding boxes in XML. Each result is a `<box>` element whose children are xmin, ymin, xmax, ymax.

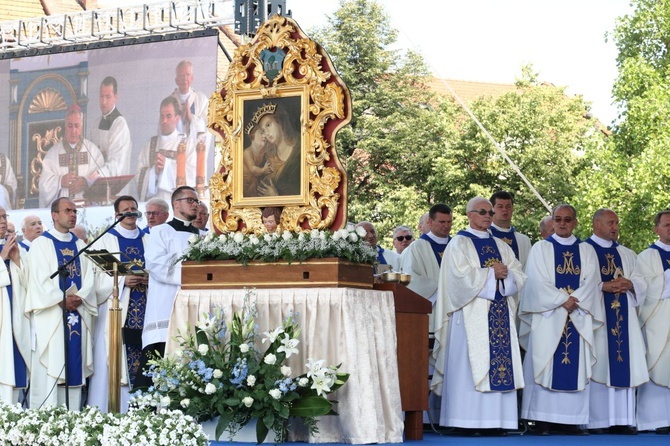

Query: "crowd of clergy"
<box><xmin>365</xmin><ymin>191</ymin><xmax>670</xmax><ymax>436</ymax></box>
<box><xmin>3</xmin><ymin>187</ymin><xmax>670</xmax><ymax>439</ymax></box>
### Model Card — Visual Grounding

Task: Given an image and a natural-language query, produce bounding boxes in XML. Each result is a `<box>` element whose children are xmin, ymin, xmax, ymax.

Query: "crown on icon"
<box><xmin>245</xmin><ymin>103</ymin><xmax>277</xmax><ymax>135</ymax></box>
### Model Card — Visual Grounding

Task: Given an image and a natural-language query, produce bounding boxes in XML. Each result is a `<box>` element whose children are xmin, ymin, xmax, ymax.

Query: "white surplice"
<box><xmin>635</xmin><ymin>241</ymin><xmax>670</xmax><ymax>430</ymax></box>
<box><xmin>88</xmin><ymin>227</ymin><xmax>147</xmax><ymax>413</ymax></box>
<box><xmin>519</xmin><ymin>235</ymin><xmax>602</xmax><ymax>424</ymax></box>
<box><xmin>431</xmin><ymin>228</ymin><xmax>526</xmax><ymax>429</ymax></box>
<box><xmin>25</xmin><ymin>230</ymin><xmax>97</xmax><ymax>409</ymax></box>
<box><xmin>587</xmin><ymin>234</ymin><xmax>648</xmax><ymax>429</ymax></box>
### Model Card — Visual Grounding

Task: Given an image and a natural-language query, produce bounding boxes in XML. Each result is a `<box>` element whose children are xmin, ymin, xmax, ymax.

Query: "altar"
<box><xmin>166</xmin><ymin>287</ymin><xmax>405</xmax><ymax>444</ymax></box>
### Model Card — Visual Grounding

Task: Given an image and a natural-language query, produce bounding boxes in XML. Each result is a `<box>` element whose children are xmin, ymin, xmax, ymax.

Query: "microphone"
<box><xmin>120</xmin><ymin>211</ymin><xmax>143</xmax><ymax>219</ymax></box>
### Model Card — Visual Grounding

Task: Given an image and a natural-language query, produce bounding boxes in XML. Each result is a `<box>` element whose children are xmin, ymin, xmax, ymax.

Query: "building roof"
<box><xmin>429</xmin><ymin>78</ymin><xmax>519</xmax><ymax>103</ymax></box>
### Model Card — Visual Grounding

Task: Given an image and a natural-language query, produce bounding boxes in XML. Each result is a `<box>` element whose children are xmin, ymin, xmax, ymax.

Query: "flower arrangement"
<box><xmin>131</xmin><ymin>290</ymin><xmax>349</xmax><ymax>443</ymax></box>
<box><xmin>180</xmin><ymin>226</ymin><xmax>376</xmax><ymax>265</ymax></box>
<box><xmin>0</xmin><ymin>403</ymin><xmax>207</xmax><ymax>446</ymax></box>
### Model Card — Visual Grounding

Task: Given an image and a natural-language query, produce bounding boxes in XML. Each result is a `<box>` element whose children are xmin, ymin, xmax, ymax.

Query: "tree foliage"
<box><xmin>310</xmin><ymin>0</ymin><xmax>611</xmax><ymax>247</ymax></box>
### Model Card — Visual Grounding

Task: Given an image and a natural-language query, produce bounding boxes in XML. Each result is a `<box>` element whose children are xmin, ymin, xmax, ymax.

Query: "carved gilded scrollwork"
<box><xmin>30</xmin><ymin>127</ymin><xmax>61</xmax><ymax>194</ymax></box>
<box><xmin>209</xmin><ymin>15</ymin><xmax>351</xmax><ymax>234</ymax></box>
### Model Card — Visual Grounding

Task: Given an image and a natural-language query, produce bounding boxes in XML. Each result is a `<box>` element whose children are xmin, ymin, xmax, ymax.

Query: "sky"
<box><xmin>285</xmin><ymin>0</ymin><xmax>633</xmax><ymax>126</ymax></box>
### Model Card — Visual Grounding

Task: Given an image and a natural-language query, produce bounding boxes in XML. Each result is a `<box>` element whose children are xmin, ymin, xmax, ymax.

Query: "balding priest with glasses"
<box><xmin>430</xmin><ymin>197</ymin><xmax>526</xmax><ymax>434</ymax></box>
<box><xmin>135</xmin><ymin>186</ymin><xmax>200</xmax><ymax>388</ymax></box>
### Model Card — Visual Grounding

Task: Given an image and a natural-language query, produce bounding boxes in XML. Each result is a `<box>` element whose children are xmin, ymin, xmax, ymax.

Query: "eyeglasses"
<box><xmin>553</xmin><ymin>216</ymin><xmax>574</xmax><ymax>223</ymax></box>
<box><xmin>176</xmin><ymin>197</ymin><xmax>200</xmax><ymax>205</ymax></box>
<box><xmin>0</xmin><ymin>214</ymin><xmax>8</xmax><ymax>221</ymax></box>
<box><xmin>470</xmin><ymin>209</ymin><xmax>495</xmax><ymax>216</ymax></box>
<box><xmin>58</xmin><ymin>208</ymin><xmax>78</xmax><ymax>215</ymax></box>
<box><xmin>145</xmin><ymin>211</ymin><xmax>166</xmax><ymax>217</ymax></box>
<box><xmin>395</xmin><ymin>235</ymin><xmax>413</xmax><ymax>242</ymax></box>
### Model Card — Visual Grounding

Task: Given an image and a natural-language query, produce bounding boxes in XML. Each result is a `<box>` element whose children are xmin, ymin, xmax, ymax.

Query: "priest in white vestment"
<box><xmin>0</xmin><ymin>207</ymin><xmax>30</xmax><ymax>404</ymax></box>
<box><xmin>171</xmin><ymin>60</ymin><xmax>209</xmax><ymax>138</ymax></box>
<box><xmin>26</xmin><ymin>198</ymin><xmax>97</xmax><ymax>409</ymax></box>
<box><xmin>635</xmin><ymin>209</ymin><xmax>670</xmax><ymax>433</ymax></box>
<box><xmin>585</xmin><ymin>209</ymin><xmax>648</xmax><ymax>432</ymax></box>
<box><xmin>89</xmin><ymin>196</ymin><xmax>148</xmax><ymax>412</ymax></box>
<box><xmin>431</xmin><ymin>197</ymin><xmax>526</xmax><ymax>432</ymax></box>
<box><xmin>136</xmin><ymin>96</ymin><xmax>196</xmax><ymax>202</ymax></box>
<box><xmin>135</xmin><ymin>186</ymin><xmax>199</xmax><ymax>389</ymax></box>
<box><xmin>89</xmin><ymin>77</ymin><xmax>132</xmax><ymax>180</ymax></box>
<box><xmin>489</xmin><ymin>191</ymin><xmax>531</xmax><ymax>268</ymax></box>
<box><xmin>355</xmin><ymin>221</ymin><xmax>400</xmax><ymax>272</ymax></box>
<box><xmin>39</xmin><ymin>106</ymin><xmax>106</xmax><ymax>208</ymax></box>
<box><xmin>519</xmin><ymin>204</ymin><xmax>602</xmax><ymax>432</ymax></box>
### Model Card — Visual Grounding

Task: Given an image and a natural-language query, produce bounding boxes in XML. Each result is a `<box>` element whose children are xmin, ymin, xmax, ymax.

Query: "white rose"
<box><xmin>239</xmin><ymin>343</ymin><xmax>250</xmax><ymax>353</ymax></box>
<box><xmin>337</xmin><ymin>229</ymin><xmax>349</xmax><ymax>239</ymax></box>
<box><xmin>281</xmin><ymin>366</ymin><xmax>292</xmax><ymax>377</ymax></box>
<box><xmin>298</xmin><ymin>377</ymin><xmax>309</xmax><ymax>387</ymax></box>
<box><xmin>346</xmin><ymin>223</ymin><xmax>355</xmax><ymax>232</ymax></box>
<box><xmin>355</xmin><ymin>225</ymin><xmax>367</xmax><ymax>237</ymax></box>
<box><xmin>242</xmin><ymin>397</ymin><xmax>254</xmax><ymax>408</ymax></box>
<box><xmin>282</xmin><ymin>230</ymin><xmax>292</xmax><ymax>241</ymax></box>
<box><xmin>218</xmin><ymin>234</ymin><xmax>227</xmax><ymax>243</ymax></box>
<box><xmin>233</xmin><ymin>232</ymin><xmax>245</xmax><ymax>243</ymax></box>
<box><xmin>249</xmin><ymin>235</ymin><xmax>259</xmax><ymax>245</ymax></box>
<box><xmin>332</xmin><ymin>232</ymin><xmax>341</xmax><ymax>241</ymax></box>
<box><xmin>264</xmin><ymin>353</ymin><xmax>277</xmax><ymax>365</ymax></box>
<box><xmin>269</xmin><ymin>389</ymin><xmax>282</xmax><ymax>400</ymax></box>
<box><xmin>319</xmin><ymin>232</ymin><xmax>326</xmax><ymax>240</ymax></box>
<box><xmin>197</xmin><ymin>344</ymin><xmax>209</xmax><ymax>355</ymax></box>
<box><xmin>188</xmin><ymin>234</ymin><xmax>199</xmax><ymax>244</ymax></box>
<box><xmin>263</xmin><ymin>234</ymin><xmax>273</xmax><ymax>242</ymax></box>
<box><xmin>298</xmin><ymin>232</ymin><xmax>305</xmax><ymax>241</ymax></box>
<box><xmin>310</xmin><ymin>229</ymin><xmax>320</xmax><ymax>238</ymax></box>
<box><xmin>161</xmin><ymin>396</ymin><xmax>171</xmax><ymax>406</ymax></box>
<box><xmin>205</xmin><ymin>383</ymin><xmax>217</xmax><ymax>394</ymax></box>
<box><xmin>180</xmin><ymin>398</ymin><xmax>190</xmax><ymax>408</ymax></box>
<box><xmin>205</xmin><ymin>231</ymin><xmax>215</xmax><ymax>242</ymax></box>
<box><xmin>213</xmin><ymin>369</ymin><xmax>223</xmax><ymax>379</ymax></box>
<box><xmin>348</xmin><ymin>233</ymin><xmax>359</xmax><ymax>242</ymax></box>
<box><xmin>247</xmin><ymin>375</ymin><xmax>256</xmax><ymax>387</ymax></box>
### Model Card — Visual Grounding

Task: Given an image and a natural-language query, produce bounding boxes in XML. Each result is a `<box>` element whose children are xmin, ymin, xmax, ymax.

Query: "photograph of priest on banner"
<box><xmin>241</xmin><ymin>97</ymin><xmax>302</xmax><ymax>198</ymax></box>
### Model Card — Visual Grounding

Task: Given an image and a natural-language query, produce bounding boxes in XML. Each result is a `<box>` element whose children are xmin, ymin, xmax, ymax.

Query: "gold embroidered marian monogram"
<box><xmin>501</xmin><ymin>237</ymin><xmax>513</xmax><ymax>246</ymax></box>
<box><xmin>601</xmin><ymin>253</ymin><xmax>618</xmax><ymax>276</ymax></box>
<box><xmin>556</xmin><ymin>251</ymin><xmax>581</xmax><ymax>275</ymax></box>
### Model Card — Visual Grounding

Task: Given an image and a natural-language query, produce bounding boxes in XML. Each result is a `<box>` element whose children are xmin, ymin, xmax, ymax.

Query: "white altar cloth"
<box><xmin>166</xmin><ymin>287</ymin><xmax>404</xmax><ymax>444</ymax></box>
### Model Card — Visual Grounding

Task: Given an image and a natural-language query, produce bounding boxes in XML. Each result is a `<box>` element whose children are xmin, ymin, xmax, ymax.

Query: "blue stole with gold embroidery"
<box><xmin>419</xmin><ymin>233</ymin><xmax>449</xmax><ymax>266</ymax></box>
<box><xmin>547</xmin><ymin>237</ymin><xmax>582</xmax><ymax>391</ymax></box>
<box><xmin>458</xmin><ymin>231</ymin><xmax>515</xmax><ymax>391</ymax></box>
<box><xmin>649</xmin><ymin>244</ymin><xmax>670</xmax><ymax>272</ymax></box>
<box><xmin>376</xmin><ymin>246</ymin><xmax>387</xmax><ymax>265</ymax></box>
<box><xmin>490</xmin><ymin>226</ymin><xmax>519</xmax><ymax>260</ymax></box>
<box><xmin>586</xmin><ymin>238</ymin><xmax>630</xmax><ymax>387</ymax></box>
<box><xmin>43</xmin><ymin>231</ymin><xmax>83</xmax><ymax>386</ymax></box>
<box><xmin>110</xmin><ymin>229</ymin><xmax>147</xmax><ymax>387</ymax></box>
<box><xmin>4</xmin><ymin>254</ymin><xmax>27</xmax><ymax>388</ymax></box>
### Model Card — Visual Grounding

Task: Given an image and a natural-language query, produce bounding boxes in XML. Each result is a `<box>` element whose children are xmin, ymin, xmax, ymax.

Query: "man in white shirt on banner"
<box><xmin>89</xmin><ymin>76</ymin><xmax>132</xmax><ymax>182</ymax></box>
<box><xmin>170</xmin><ymin>60</ymin><xmax>209</xmax><ymax>138</ymax></box>
<box><xmin>431</xmin><ymin>197</ymin><xmax>526</xmax><ymax>434</ymax></box>
<box><xmin>39</xmin><ymin>106</ymin><xmax>106</xmax><ymax>208</ymax></box>
<box><xmin>136</xmin><ymin>97</ymin><xmax>196</xmax><ymax>202</ymax></box>
<box><xmin>635</xmin><ymin>208</ymin><xmax>670</xmax><ymax>434</ymax></box>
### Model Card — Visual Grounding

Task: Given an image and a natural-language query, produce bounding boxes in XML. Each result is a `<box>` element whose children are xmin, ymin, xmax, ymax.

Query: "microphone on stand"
<box><xmin>119</xmin><ymin>211</ymin><xmax>143</xmax><ymax>219</ymax></box>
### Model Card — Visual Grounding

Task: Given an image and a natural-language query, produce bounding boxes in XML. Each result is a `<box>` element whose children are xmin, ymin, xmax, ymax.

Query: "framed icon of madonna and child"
<box><xmin>232</xmin><ymin>87</ymin><xmax>308</xmax><ymax>206</ymax></box>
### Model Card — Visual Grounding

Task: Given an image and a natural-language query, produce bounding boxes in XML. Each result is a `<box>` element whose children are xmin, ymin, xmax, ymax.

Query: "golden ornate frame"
<box><xmin>208</xmin><ymin>15</ymin><xmax>351</xmax><ymax>234</ymax></box>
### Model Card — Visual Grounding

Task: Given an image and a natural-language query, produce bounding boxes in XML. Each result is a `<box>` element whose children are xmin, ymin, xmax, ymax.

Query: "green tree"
<box><xmin>580</xmin><ymin>0</ymin><xmax>670</xmax><ymax>250</ymax></box>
